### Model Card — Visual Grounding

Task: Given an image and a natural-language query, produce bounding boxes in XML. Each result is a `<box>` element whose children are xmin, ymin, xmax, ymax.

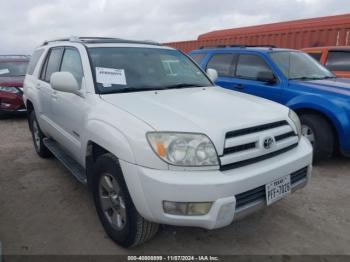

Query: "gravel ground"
<box><xmin>0</xmin><ymin>116</ymin><xmax>349</xmax><ymax>255</ymax></box>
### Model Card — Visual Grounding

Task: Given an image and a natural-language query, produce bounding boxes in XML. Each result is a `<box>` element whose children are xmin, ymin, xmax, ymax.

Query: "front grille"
<box><xmin>275</xmin><ymin>131</ymin><xmax>296</xmax><ymax>142</ymax></box>
<box><xmin>221</xmin><ymin>121</ymin><xmax>298</xmax><ymax>170</ymax></box>
<box><xmin>291</xmin><ymin>167</ymin><xmax>308</xmax><ymax>184</ymax></box>
<box><xmin>225</xmin><ymin>121</ymin><xmax>288</xmax><ymax>139</ymax></box>
<box><xmin>221</xmin><ymin>143</ymin><xmax>298</xmax><ymax>171</ymax></box>
<box><xmin>223</xmin><ymin>142</ymin><xmax>256</xmax><ymax>155</ymax></box>
<box><xmin>235</xmin><ymin>167</ymin><xmax>308</xmax><ymax>210</ymax></box>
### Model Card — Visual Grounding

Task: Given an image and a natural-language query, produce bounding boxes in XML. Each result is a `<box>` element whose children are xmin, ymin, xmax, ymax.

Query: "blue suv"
<box><xmin>189</xmin><ymin>47</ymin><xmax>350</xmax><ymax>162</ymax></box>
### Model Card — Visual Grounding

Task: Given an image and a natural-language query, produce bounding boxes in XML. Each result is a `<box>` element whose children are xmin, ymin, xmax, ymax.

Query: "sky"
<box><xmin>1</xmin><ymin>0</ymin><xmax>350</xmax><ymax>54</ymax></box>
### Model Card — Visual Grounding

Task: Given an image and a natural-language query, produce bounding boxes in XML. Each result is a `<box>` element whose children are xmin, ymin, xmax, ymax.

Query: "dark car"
<box><xmin>0</xmin><ymin>55</ymin><xmax>30</xmax><ymax>118</ymax></box>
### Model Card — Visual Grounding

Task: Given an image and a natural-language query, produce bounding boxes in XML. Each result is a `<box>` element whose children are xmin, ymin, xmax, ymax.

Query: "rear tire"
<box><xmin>29</xmin><ymin>111</ymin><xmax>51</xmax><ymax>158</ymax></box>
<box><xmin>92</xmin><ymin>153</ymin><xmax>159</xmax><ymax>247</ymax></box>
<box><xmin>300</xmin><ymin>113</ymin><xmax>334</xmax><ymax>162</ymax></box>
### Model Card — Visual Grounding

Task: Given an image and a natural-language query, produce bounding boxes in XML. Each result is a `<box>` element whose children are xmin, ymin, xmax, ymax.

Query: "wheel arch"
<box><xmin>25</xmin><ymin>99</ymin><xmax>35</xmax><ymax>130</ymax></box>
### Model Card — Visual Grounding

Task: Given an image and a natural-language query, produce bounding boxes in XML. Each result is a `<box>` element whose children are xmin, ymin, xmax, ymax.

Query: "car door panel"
<box><xmin>216</xmin><ymin>53</ymin><xmax>283</xmax><ymax>102</ymax></box>
<box><xmin>50</xmin><ymin>47</ymin><xmax>86</xmax><ymax>164</ymax></box>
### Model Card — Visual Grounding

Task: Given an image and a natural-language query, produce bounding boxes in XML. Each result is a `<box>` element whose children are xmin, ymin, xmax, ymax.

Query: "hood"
<box><xmin>101</xmin><ymin>87</ymin><xmax>289</xmax><ymax>150</ymax></box>
<box><xmin>291</xmin><ymin>78</ymin><xmax>350</xmax><ymax>97</ymax></box>
<box><xmin>0</xmin><ymin>76</ymin><xmax>25</xmax><ymax>87</ymax></box>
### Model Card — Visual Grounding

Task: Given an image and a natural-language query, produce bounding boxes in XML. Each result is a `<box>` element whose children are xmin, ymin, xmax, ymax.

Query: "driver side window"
<box><xmin>236</xmin><ymin>54</ymin><xmax>273</xmax><ymax>80</ymax></box>
<box><xmin>60</xmin><ymin>48</ymin><xmax>84</xmax><ymax>86</ymax></box>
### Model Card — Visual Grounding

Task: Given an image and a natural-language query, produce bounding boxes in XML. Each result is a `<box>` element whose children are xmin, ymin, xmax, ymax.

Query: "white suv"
<box><xmin>23</xmin><ymin>37</ymin><xmax>313</xmax><ymax>247</ymax></box>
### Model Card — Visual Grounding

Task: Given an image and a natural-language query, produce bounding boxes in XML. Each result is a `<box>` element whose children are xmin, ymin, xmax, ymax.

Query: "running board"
<box><xmin>43</xmin><ymin>138</ymin><xmax>87</xmax><ymax>185</ymax></box>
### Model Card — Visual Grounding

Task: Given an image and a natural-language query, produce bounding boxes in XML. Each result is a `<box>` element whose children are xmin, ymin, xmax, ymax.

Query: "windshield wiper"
<box><xmin>319</xmin><ymin>76</ymin><xmax>336</xmax><ymax>79</ymax></box>
<box><xmin>101</xmin><ymin>84</ymin><xmax>207</xmax><ymax>94</ymax></box>
<box><xmin>289</xmin><ymin>76</ymin><xmax>327</xmax><ymax>81</ymax></box>
<box><xmin>162</xmin><ymin>83</ymin><xmax>206</xmax><ymax>90</ymax></box>
<box><xmin>102</xmin><ymin>87</ymin><xmax>161</xmax><ymax>94</ymax></box>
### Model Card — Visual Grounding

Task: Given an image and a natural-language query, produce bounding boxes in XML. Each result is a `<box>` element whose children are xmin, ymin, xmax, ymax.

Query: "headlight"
<box><xmin>289</xmin><ymin>110</ymin><xmax>301</xmax><ymax>139</ymax></box>
<box><xmin>0</xmin><ymin>86</ymin><xmax>20</xmax><ymax>94</ymax></box>
<box><xmin>146</xmin><ymin>132</ymin><xmax>219</xmax><ymax>167</ymax></box>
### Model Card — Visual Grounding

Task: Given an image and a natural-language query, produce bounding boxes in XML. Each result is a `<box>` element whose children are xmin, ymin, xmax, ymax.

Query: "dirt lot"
<box><xmin>0</xmin><ymin>116</ymin><xmax>349</xmax><ymax>255</ymax></box>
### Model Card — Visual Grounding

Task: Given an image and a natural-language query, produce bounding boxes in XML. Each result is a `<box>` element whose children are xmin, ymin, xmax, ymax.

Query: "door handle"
<box><xmin>233</xmin><ymin>84</ymin><xmax>244</xmax><ymax>89</ymax></box>
<box><xmin>36</xmin><ymin>83</ymin><xmax>41</xmax><ymax>90</ymax></box>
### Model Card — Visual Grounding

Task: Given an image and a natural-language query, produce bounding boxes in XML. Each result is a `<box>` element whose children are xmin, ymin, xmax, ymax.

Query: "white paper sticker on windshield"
<box><xmin>96</xmin><ymin>67</ymin><xmax>127</xmax><ymax>86</ymax></box>
<box><xmin>0</xmin><ymin>69</ymin><xmax>10</xmax><ymax>75</ymax></box>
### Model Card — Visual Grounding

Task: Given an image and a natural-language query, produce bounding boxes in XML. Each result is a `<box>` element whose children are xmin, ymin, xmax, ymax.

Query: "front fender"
<box><xmin>84</xmin><ymin>119</ymin><xmax>136</xmax><ymax>164</ymax></box>
<box><xmin>286</xmin><ymin>95</ymin><xmax>350</xmax><ymax>153</ymax></box>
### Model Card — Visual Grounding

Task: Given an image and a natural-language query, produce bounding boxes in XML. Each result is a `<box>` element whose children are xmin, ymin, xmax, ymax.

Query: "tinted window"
<box><xmin>60</xmin><ymin>48</ymin><xmax>84</xmax><ymax>86</ymax></box>
<box><xmin>326</xmin><ymin>51</ymin><xmax>350</xmax><ymax>71</ymax></box>
<box><xmin>0</xmin><ymin>61</ymin><xmax>29</xmax><ymax>76</ymax></box>
<box><xmin>41</xmin><ymin>48</ymin><xmax>63</xmax><ymax>82</ymax></box>
<box><xmin>307</xmin><ymin>52</ymin><xmax>322</xmax><ymax>62</ymax></box>
<box><xmin>206</xmin><ymin>54</ymin><xmax>234</xmax><ymax>77</ymax></box>
<box><xmin>236</xmin><ymin>54</ymin><xmax>272</xmax><ymax>80</ymax></box>
<box><xmin>190</xmin><ymin>53</ymin><xmax>206</xmax><ymax>64</ymax></box>
<box><xmin>27</xmin><ymin>49</ymin><xmax>44</xmax><ymax>75</ymax></box>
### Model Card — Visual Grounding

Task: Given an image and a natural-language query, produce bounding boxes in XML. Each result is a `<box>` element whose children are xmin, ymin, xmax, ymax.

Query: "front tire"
<box><xmin>29</xmin><ymin>111</ymin><xmax>51</xmax><ymax>158</ymax></box>
<box><xmin>300</xmin><ymin>113</ymin><xmax>334</xmax><ymax>162</ymax></box>
<box><xmin>92</xmin><ymin>153</ymin><xmax>159</xmax><ymax>247</ymax></box>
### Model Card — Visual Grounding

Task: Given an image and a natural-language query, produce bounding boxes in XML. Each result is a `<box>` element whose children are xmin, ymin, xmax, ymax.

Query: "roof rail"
<box><xmin>41</xmin><ymin>36</ymin><xmax>161</xmax><ymax>46</ymax></box>
<box><xmin>199</xmin><ymin>44</ymin><xmax>276</xmax><ymax>49</ymax></box>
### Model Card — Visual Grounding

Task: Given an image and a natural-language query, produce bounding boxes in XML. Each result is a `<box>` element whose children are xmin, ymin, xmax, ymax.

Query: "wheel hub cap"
<box><xmin>301</xmin><ymin>124</ymin><xmax>315</xmax><ymax>145</ymax></box>
<box><xmin>99</xmin><ymin>174</ymin><xmax>126</xmax><ymax>230</ymax></box>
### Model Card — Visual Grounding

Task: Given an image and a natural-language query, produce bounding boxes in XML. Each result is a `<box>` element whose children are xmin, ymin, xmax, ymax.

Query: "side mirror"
<box><xmin>256</xmin><ymin>71</ymin><xmax>276</xmax><ymax>84</ymax></box>
<box><xmin>206</xmin><ymin>68</ymin><xmax>218</xmax><ymax>82</ymax></box>
<box><xmin>50</xmin><ymin>72</ymin><xmax>80</xmax><ymax>94</ymax></box>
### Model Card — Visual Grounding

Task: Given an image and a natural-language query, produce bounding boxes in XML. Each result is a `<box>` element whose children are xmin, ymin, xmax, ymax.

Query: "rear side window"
<box><xmin>60</xmin><ymin>48</ymin><xmax>84</xmax><ymax>86</ymax></box>
<box><xmin>40</xmin><ymin>48</ymin><xmax>63</xmax><ymax>82</ymax></box>
<box><xmin>307</xmin><ymin>52</ymin><xmax>322</xmax><ymax>62</ymax></box>
<box><xmin>206</xmin><ymin>54</ymin><xmax>235</xmax><ymax>77</ymax></box>
<box><xmin>236</xmin><ymin>54</ymin><xmax>272</xmax><ymax>80</ymax></box>
<box><xmin>326</xmin><ymin>51</ymin><xmax>350</xmax><ymax>71</ymax></box>
<box><xmin>27</xmin><ymin>49</ymin><xmax>44</xmax><ymax>75</ymax></box>
<box><xmin>190</xmin><ymin>53</ymin><xmax>206</xmax><ymax>64</ymax></box>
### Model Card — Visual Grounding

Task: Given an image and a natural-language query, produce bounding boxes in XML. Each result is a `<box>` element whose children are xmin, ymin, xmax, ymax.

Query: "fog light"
<box><xmin>163</xmin><ymin>201</ymin><xmax>212</xmax><ymax>216</ymax></box>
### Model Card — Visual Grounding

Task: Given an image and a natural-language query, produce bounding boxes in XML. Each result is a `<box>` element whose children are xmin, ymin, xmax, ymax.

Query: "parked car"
<box><xmin>303</xmin><ymin>46</ymin><xmax>350</xmax><ymax>78</ymax></box>
<box><xmin>0</xmin><ymin>55</ymin><xmax>30</xmax><ymax>118</ymax></box>
<box><xmin>24</xmin><ymin>37</ymin><xmax>312</xmax><ymax>247</ymax></box>
<box><xmin>189</xmin><ymin>47</ymin><xmax>350</xmax><ymax>162</ymax></box>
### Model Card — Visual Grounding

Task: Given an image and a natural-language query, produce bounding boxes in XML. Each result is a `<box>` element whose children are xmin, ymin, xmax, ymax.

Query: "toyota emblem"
<box><xmin>263</xmin><ymin>137</ymin><xmax>274</xmax><ymax>150</ymax></box>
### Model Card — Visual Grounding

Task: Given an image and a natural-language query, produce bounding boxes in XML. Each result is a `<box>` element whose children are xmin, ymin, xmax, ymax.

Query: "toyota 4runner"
<box><xmin>24</xmin><ymin>37</ymin><xmax>313</xmax><ymax>247</ymax></box>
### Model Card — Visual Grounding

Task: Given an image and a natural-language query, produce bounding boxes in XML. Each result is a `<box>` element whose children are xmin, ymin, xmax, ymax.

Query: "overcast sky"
<box><xmin>1</xmin><ymin>0</ymin><xmax>350</xmax><ymax>54</ymax></box>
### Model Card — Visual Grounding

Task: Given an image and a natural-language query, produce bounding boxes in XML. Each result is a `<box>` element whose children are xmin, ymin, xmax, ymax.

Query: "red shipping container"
<box><xmin>165</xmin><ymin>14</ymin><xmax>350</xmax><ymax>53</ymax></box>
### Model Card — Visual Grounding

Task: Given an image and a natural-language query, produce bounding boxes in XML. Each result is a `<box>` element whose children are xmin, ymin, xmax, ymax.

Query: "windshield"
<box><xmin>270</xmin><ymin>51</ymin><xmax>334</xmax><ymax>80</ymax></box>
<box><xmin>0</xmin><ymin>61</ymin><xmax>29</xmax><ymax>77</ymax></box>
<box><xmin>88</xmin><ymin>47</ymin><xmax>212</xmax><ymax>94</ymax></box>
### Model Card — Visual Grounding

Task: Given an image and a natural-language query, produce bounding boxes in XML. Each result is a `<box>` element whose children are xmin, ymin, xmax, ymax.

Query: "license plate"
<box><xmin>266</xmin><ymin>175</ymin><xmax>291</xmax><ymax>205</ymax></box>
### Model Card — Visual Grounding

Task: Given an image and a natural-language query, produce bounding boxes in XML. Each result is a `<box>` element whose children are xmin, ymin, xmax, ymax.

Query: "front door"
<box><xmin>50</xmin><ymin>47</ymin><xmax>87</xmax><ymax>165</ymax></box>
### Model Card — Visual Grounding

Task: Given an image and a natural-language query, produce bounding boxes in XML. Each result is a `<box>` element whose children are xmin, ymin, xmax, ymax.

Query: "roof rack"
<box><xmin>41</xmin><ymin>36</ymin><xmax>161</xmax><ymax>46</ymax></box>
<box><xmin>199</xmin><ymin>44</ymin><xmax>276</xmax><ymax>49</ymax></box>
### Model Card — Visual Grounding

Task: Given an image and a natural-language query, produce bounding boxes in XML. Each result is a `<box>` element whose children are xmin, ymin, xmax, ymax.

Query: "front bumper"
<box><xmin>0</xmin><ymin>91</ymin><xmax>26</xmax><ymax>113</ymax></box>
<box><xmin>120</xmin><ymin>137</ymin><xmax>313</xmax><ymax>230</ymax></box>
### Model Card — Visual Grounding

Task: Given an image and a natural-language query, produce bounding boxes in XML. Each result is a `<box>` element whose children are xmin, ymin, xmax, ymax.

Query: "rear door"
<box><xmin>325</xmin><ymin>50</ymin><xmax>350</xmax><ymax>78</ymax></box>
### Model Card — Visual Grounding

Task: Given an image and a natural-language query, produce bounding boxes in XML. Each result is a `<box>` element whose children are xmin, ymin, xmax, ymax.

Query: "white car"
<box><xmin>23</xmin><ymin>37</ymin><xmax>313</xmax><ymax>247</ymax></box>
